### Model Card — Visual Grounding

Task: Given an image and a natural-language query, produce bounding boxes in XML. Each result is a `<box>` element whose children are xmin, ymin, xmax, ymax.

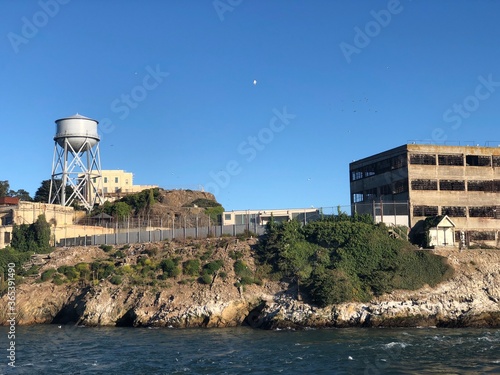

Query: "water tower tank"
<box><xmin>50</xmin><ymin>113</ymin><xmax>103</xmax><ymax>211</ymax></box>
<box><xmin>54</xmin><ymin>113</ymin><xmax>99</xmax><ymax>151</ymax></box>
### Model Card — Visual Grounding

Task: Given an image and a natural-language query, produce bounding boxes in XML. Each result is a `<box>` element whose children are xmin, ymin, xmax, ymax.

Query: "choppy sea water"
<box><xmin>1</xmin><ymin>325</ymin><xmax>499</xmax><ymax>374</ymax></box>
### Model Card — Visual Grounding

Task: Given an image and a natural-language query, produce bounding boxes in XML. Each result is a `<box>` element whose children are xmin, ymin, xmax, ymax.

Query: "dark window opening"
<box><xmin>393</xmin><ymin>179</ymin><xmax>408</xmax><ymax>194</ymax></box>
<box><xmin>441</xmin><ymin>206</ymin><xmax>466</xmax><ymax>217</ymax></box>
<box><xmin>391</xmin><ymin>154</ymin><xmax>407</xmax><ymax>170</ymax></box>
<box><xmin>410</xmin><ymin>153</ymin><xmax>436</xmax><ymax>165</ymax></box>
<box><xmin>353</xmin><ymin>193</ymin><xmax>363</xmax><ymax>203</ymax></box>
<box><xmin>468</xmin><ymin>180</ymin><xmax>493</xmax><ymax>192</ymax></box>
<box><xmin>469</xmin><ymin>206</ymin><xmax>496</xmax><ymax>218</ymax></box>
<box><xmin>494</xmin><ymin>181</ymin><xmax>500</xmax><ymax>192</ymax></box>
<box><xmin>411</xmin><ymin>179</ymin><xmax>438</xmax><ymax>190</ymax></box>
<box><xmin>413</xmin><ymin>205</ymin><xmax>438</xmax><ymax>216</ymax></box>
<box><xmin>466</xmin><ymin>155</ymin><xmax>491</xmax><ymax>167</ymax></box>
<box><xmin>364</xmin><ymin>188</ymin><xmax>377</xmax><ymax>202</ymax></box>
<box><xmin>380</xmin><ymin>184</ymin><xmax>392</xmax><ymax>196</ymax></box>
<box><xmin>4</xmin><ymin>232</ymin><xmax>11</xmax><ymax>244</ymax></box>
<box><xmin>493</xmin><ymin>156</ymin><xmax>500</xmax><ymax>167</ymax></box>
<box><xmin>351</xmin><ymin>154</ymin><xmax>407</xmax><ymax>181</ymax></box>
<box><xmin>469</xmin><ymin>231</ymin><xmax>496</xmax><ymax>240</ymax></box>
<box><xmin>440</xmin><ymin>180</ymin><xmax>465</xmax><ymax>191</ymax></box>
<box><xmin>351</xmin><ymin>169</ymin><xmax>363</xmax><ymax>181</ymax></box>
<box><xmin>438</xmin><ymin>154</ymin><xmax>463</xmax><ymax>166</ymax></box>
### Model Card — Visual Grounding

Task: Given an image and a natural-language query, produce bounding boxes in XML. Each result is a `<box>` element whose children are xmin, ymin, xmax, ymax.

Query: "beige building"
<box><xmin>0</xmin><ymin>199</ymin><xmax>112</xmax><ymax>249</ymax></box>
<box><xmin>91</xmin><ymin>170</ymin><xmax>157</xmax><ymax>197</ymax></box>
<box><xmin>222</xmin><ymin>208</ymin><xmax>321</xmax><ymax>226</ymax></box>
<box><xmin>349</xmin><ymin>143</ymin><xmax>500</xmax><ymax>247</ymax></box>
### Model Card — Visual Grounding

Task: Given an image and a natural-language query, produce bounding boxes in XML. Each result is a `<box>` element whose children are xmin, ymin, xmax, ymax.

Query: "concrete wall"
<box><xmin>0</xmin><ymin>202</ymin><xmax>76</xmax><ymax>249</ymax></box>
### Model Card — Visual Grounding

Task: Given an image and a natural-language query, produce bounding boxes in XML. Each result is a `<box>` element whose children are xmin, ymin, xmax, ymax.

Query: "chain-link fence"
<box><xmin>55</xmin><ymin>204</ymin><xmax>411</xmax><ymax>247</ymax></box>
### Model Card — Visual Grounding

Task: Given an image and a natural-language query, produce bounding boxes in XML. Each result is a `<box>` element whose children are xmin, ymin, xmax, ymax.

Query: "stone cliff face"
<box><xmin>1</xmin><ymin>246</ymin><xmax>500</xmax><ymax>329</ymax></box>
<box><xmin>255</xmin><ymin>249</ymin><xmax>500</xmax><ymax>329</ymax></box>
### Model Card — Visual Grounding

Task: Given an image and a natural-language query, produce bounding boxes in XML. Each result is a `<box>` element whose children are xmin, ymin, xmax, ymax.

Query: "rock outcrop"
<box><xmin>2</xmin><ymin>245</ymin><xmax>500</xmax><ymax>329</ymax></box>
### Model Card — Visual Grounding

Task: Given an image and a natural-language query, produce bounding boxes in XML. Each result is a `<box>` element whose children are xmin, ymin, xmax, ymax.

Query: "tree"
<box><xmin>147</xmin><ymin>188</ymin><xmax>155</xmax><ymax>213</ymax></box>
<box><xmin>34</xmin><ymin>179</ymin><xmax>72</xmax><ymax>203</ymax></box>
<box><xmin>110</xmin><ymin>202</ymin><xmax>132</xmax><ymax>220</ymax></box>
<box><xmin>9</xmin><ymin>189</ymin><xmax>32</xmax><ymax>201</ymax></box>
<box><xmin>278</xmin><ymin>240</ymin><xmax>316</xmax><ymax>300</ymax></box>
<box><xmin>0</xmin><ymin>180</ymin><xmax>9</xmax><ymax>197</ymax></box>
<box><xmin>10</xmin><ymin>215</ymin><xmax>52</xmax><ymax>253</ymax></box>
<box><xmin>33</xmin><ymin>214</ymin><xmax>51</xmax><ymax>252</ymax></box>
<box><xmin>34</xmin><ymin>180</ymin><xmax>52</xmax><ymax>202</ymax></box>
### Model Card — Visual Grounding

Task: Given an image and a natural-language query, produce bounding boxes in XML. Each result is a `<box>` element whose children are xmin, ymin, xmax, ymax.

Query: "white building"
<box><xmin>222</xmin><ymin>208</ymin><xmax>321</xmax><ymax>226</ymax></box>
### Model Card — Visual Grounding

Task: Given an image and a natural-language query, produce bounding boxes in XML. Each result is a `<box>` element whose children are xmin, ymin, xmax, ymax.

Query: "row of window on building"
<box><xmin>413</xmin><ymin>205</ymin><xmax>500</xmax><ymax>218</ymax></box>
<box><xmin>352</xmin><ymin>178</ymin><xmax>500</xmax><ymax>203</ymax></box>
<box><xmin>411</xmin><ymin>179</ymin><xmax>500</xmax><ymax>192</ymax></box>
<box><xmin>351</xmin><ymin>153</ymin><xmax>500</xmax><ymax>181</ymax></box>
<box><xmin>91</xmin><ymin>177</ymin><xmax>129</xmax><ymax>184</ymax></box>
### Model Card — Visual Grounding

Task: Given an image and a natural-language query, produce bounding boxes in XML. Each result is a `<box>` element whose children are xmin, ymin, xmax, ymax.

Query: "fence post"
<box><xmin>127</xmin><ymin>216</ymin><xmax>130</xmax><ymax>244</ymax></box>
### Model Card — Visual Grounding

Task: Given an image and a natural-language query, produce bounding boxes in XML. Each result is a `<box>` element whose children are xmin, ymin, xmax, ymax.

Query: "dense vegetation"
<box><xmin>257</xmin><ymin>213</ymin><xmax>453</xmax><ymax>307</ymax></box>
<box><xmin>91</xmin><ymin>188</ymin><xmax>160</xmax><ymax>218</ymax></box>
<box><xmin>0</xmin><ymin>215</ymin><xmax>52</xmax><ymax>293</ymax></box>
<box><xmin>29</xmin><ymin>237</ymin><xmax>248</xmax><ymax>289</ymax></box>
<box><xmin>1</xmin><ymin>209</ymin><xmax>453</xmax><ymax>308</ymax></box>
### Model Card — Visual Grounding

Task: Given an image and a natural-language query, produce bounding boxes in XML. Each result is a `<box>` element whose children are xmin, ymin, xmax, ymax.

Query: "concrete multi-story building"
<box><xmin>90</xmin><ymin>170</ymin><xmax>157</xmax><ymax>197</ymax></box>
<box><xmin>349</xmin><ymin>144</ymin><xmax>500</xmax><ymax>247</ymax></box>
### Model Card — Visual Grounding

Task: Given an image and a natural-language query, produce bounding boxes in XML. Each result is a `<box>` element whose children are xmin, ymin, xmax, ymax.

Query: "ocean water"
<box><xmin>1</xmin><ymin>325</ymin><xmax>499</xmax><ymax>374</ymax></box>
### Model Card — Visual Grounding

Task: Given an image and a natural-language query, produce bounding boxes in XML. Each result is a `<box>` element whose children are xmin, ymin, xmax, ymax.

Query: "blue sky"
<box><xmin>2</xmin><ymin>0</ymin><xmax>500</xmax><ymax>211</ymax></box>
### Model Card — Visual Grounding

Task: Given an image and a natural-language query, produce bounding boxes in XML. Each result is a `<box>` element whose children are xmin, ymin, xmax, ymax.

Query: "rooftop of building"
<box><xmin>350</xmin><ymin>143</ymin><xmax>500</xmax><ymax>167</ymax></box>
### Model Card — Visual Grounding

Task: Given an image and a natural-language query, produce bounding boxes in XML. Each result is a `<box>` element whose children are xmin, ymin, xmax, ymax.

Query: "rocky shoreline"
<box><xmin>1</xmin><ymin>246</ymin><xmax>500</xmax><ymax>329</ymax></box>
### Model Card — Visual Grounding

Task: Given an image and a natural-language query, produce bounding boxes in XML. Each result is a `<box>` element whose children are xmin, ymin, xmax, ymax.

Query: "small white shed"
<box><xmin>428</xmin><ymin>215</ymin><xmax>456</xmax><ymax>247</ymax></box>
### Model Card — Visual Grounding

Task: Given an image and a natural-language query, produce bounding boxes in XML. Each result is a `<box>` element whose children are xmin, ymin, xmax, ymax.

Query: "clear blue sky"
<box><xmin>2</xmin><ymin>0</ymin><xmax>500</xmax><ymax>211</ymax></box>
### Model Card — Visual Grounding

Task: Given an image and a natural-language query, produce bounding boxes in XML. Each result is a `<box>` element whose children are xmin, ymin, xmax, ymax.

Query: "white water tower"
<box><xmin>49</xmin><ymin>114</ymin><xmax>104</xmax><ymax>210</ymax></box>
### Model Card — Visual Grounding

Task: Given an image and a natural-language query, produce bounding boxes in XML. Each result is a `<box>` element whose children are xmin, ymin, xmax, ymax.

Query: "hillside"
<box><xmin>1</xmin><ymin>238</ymin><xmax>500</xmax><ymax>328</ymax></box>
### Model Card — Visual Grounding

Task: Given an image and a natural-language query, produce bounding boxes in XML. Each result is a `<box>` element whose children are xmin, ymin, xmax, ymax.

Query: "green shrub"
<box><xmin>200</xmin><ymin>273</ymin><xmax>213</xmax><ymax>285</ymax></box>
<box><xmin>160</xmin><ymin>258</ymin><xmax>181</xmax><ymax>277</ymax></box>
<box><xmin>22</xmin><ymin>265</ymin><xmax>39</xmax><ymax>277</ymax></box>
<box><xmin>52</xmin><ymin>273</ymin><xmax>64</xmax><ymax>285</ymax></box>
<box><xmin>110</xmin><ymin>275</ymin><xmax>122</xmax><ymax>285</ymax></box>
<box><xmin>114</xmin><ymin>250</ymin><xmax>125</xmax><ymax>259</ymax></box>
<box><xmin>99</xmin><ymin>244</ymin><xmax>113</xmax><ymax>252</ymax></box>
<box><xmin>41</xmin><ymin>268</ymin><xmax>56</xmax><ymax>282</ymax></box>
<box><xmin>91</xmin><ymin>262</ymin><xmax>115</xmax><ymax>279</ymax></box>
<box><xmin>234</xmin><ymin>260</ymin><xmax>252</xmax><ymax>278</ymax></box>
<box><xmin>200</xmin><ymin>250</ymin><xmax>213</xmax><ymax>261</ymax></box>
<box><xmin>203</xmin><ymin>260</ymin><xmax>224</xmax><ymax>275</ymax></box>
<box><xmin>240</xmin><ymin>276</ymin><xmax>254</xmax><ymax>285</ymax></box>
<box><xmin>219</xmin><ymin>271</ymin><xmax>228</xmax><ymax>279</ymax></box>
<box><xmin>144</xmin><ymin>247</ymin><xmax>158</xmax><ymax>257</ymax></box>
<box><xmin>256</xmin><ymin>215</ymin><xmax>453</xmax><ymax>307</ymax></box>
<box><xmin>229</xmin><ymin>250</ymin><xmax>243</xmax><ymax>260</ymax></box>
<box><xmin>75</xmin><ymin>263</ymin><xmax>90</xmax><ymax>281</ymax></box>
<box><xmin>183</xmin><ymin>259</ymin><xmax>200</xmax><ymax>276</ymax></box>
